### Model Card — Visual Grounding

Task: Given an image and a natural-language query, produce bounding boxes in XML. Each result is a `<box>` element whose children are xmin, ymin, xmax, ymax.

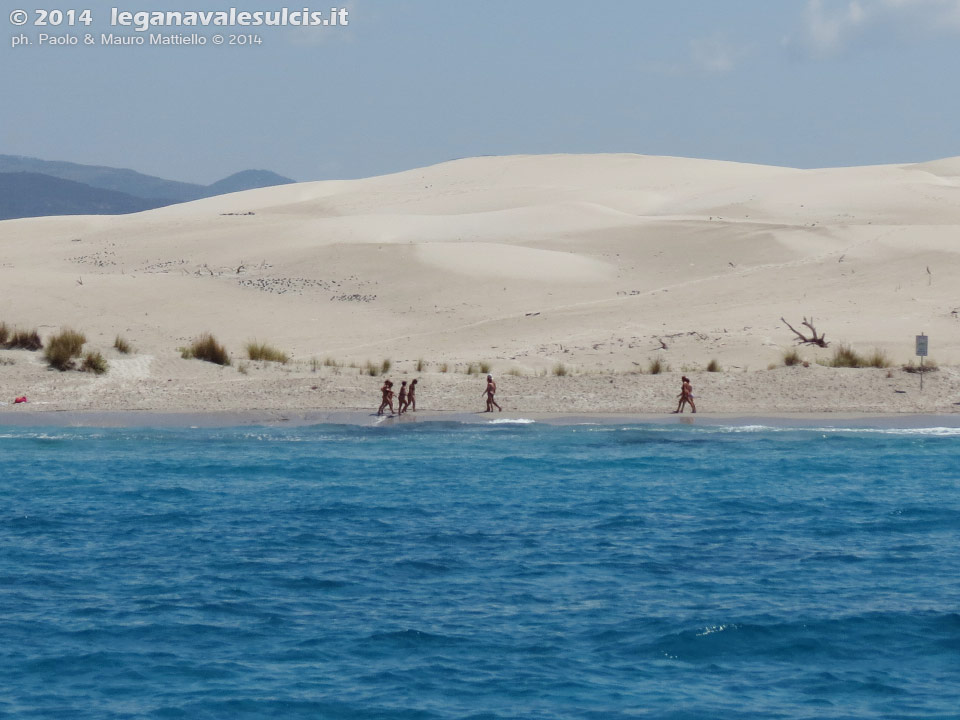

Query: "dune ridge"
<box><xmin>2</xmin><ymin>153</ymin><xmax>959</xmax><ymax>415</ymax></box>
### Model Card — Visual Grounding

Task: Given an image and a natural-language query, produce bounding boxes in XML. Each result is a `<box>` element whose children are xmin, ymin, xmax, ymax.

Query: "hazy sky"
<box><xmin>3</xmin><ymin>0</ymin><xmax>959</xmax><ymax>184</ymax></box>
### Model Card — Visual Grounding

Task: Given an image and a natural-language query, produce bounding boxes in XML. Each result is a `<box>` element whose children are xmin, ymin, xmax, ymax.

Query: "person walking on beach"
<box><xmin>377</xmin><ymin>380</ymin><xmax>395</xmax><ymax>416</ymax></box>
<box><xmin>406</xmin><ymin>379</ymin><xmax>418</xmax><ymax>412</ymax></box>
<box><xmin>397</xmin><ymin>381</ymin><xmax>408</xmax><ymax>414</ymax></box>
<box><xmin>483</xmin><ymin>374</ymin><xmax>502</xmax><ymax>412</ymax></box>
<box><xmin>673</xmin><ymin>376</ymin><xmax>696</xmax><ymax>414</ymax></box>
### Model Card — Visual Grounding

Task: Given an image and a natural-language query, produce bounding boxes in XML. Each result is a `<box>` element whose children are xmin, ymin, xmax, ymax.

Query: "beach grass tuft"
<box><xmin>782</xmin><ymin>348</ymin><xmax>803</xmax><ymax>366</ymax></box>
<box><xmin>552</xmin><ymin>362</ymin><xmax>568</xmax><ymax>376</ymax></box>
<box><xmin>81</xmin><ymin>350</ymin><xmax>108</xmax><ymax>375</ymax></box>
<box><xmin>237</xmin><ymin>361</ymin><xmax>250</xmax><ymax>375</ymax></box>
<box><xmin>507</xmin><ymin>367</ymin><xmax>523</xmax><ymax>377</ymax></box>
<box><xmin>826</xmin><ymin>344</ymin><xmax>890</xmax><ymax>369</ymax></box>
<box><xmin>902</xmin><ymin>358</ymin><xmax>938</xmax><ymax>373</ymax></box>
<box><xmin>0</xmin><ymin>322</ymin><xmax>8</xmax><ymax>346</ymax></box>
<box><xmin>864</xmin><ymin>348</ymin><xmax>892</xmax><ymax>368</ymax></box>
<box><xmin>5</xmin><ymin>327</ymin><xmax>43</xmax><ymax>351</ymax></box>
<box><xmin>113</xmin><ymin>335</ymin><xmax>133</xmax><ymax>354</ymax></box>
<box><xmin>246</xmin><ymin>341</ymin><xmax>289</xmax><ymax>364</ymax></box>
<box><xmin>439</xmin><ymin>362</ymin><xmax>449</xmax><ymax>373</ymax></box>
<box><xmin>364</xmin><ymin>360</ymin><xmax>381</xmax><ymax>376</ymax></box>
<box><xmin>706</xmin><ymin>358</ymin><xmax>722</xmax><ymax>372</ymax></box>
<box><xmin>381</xmin><ymin>358</ymin><xmax>392</xmax><ymax>374</ymax></box>
<box><xmin>416</xmin><ymin>358</ymin><xmax>426</xmax><ymax>372</ymax></box>
<box><xmin>44</xmin><ymin>328</ymin><xmax>86</xmax><ymax>371</ymax></box>
<box><xmin>466</xmin><ymin>363</ymin><xmax>480</xmax><ymax>375</ymax></box>
<box><xmin>182</xmin><ymin>333</ymin><xmax>231</xmax><ymax>366</ymax></box>
<box><xmin>828</xmin><ymin>344</ymin><xmax>863</xmax><ymax>368</ymax></box>
<box><xmin>647</xmin><ymin>357</ymin><xmax>668</xmax><ymax>375</ymax></box>
<box><xmin>479</xmin><ymin>361</ymin><xmax>492</xmax><ymax>374</ymax></box>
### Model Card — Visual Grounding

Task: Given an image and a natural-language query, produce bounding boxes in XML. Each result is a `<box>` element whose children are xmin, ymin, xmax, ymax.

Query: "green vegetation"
<box><xmin>81</xmin><ymin>350</ymin><xmax>108</xmax><ymax>375</ymax></box>
<box><xmin>246</xmin><ymin>340</ymin><xmax>290</xmax><ymax>364</ymax></box>
<box><xmin>181</xmin><ymin>333</ymin><xmax>230</xmax><ymax>366</ymax></box>
<box><xmin>44</xmin><ymin>328</ymin><xmax>87</xmax><ymax>371</ymax></box>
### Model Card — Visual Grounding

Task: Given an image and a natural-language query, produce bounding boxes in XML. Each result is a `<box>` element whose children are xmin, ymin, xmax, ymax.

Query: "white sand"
<box><xmin>2</xmin><ymin>153</ymin><xmax>959</xmax><ymax>416</ymax></box>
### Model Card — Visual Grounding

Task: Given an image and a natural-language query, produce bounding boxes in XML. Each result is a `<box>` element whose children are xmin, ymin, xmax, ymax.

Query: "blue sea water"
<box><xmin>1</xmin><ymin>420</ymin><xmax>959</xmax><ymax>720</ymax></box>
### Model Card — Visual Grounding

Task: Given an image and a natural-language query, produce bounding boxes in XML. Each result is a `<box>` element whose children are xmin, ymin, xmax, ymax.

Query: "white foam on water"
<box><xmin>715</xmin><ymin>425</ymin><xmax>960</xmax><ymax>436</ymax></box>
<box><xmin>487</xmin><ymin>418</ymin><xmax>536</xmax><ymax>425</ymax></box>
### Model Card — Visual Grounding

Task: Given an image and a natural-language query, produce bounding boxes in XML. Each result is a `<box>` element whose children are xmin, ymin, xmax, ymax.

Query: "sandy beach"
<box><xmin>3</xmin><ymin>153</ymin><xmax>959</xmax><ymax>419</ymax></box>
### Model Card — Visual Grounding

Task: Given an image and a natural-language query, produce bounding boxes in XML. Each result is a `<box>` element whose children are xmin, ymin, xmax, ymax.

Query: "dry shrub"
<box><xmin>647</xmin><ymin>357</ymin><xmax>668</xmax><ymax>375</ymax></box>
<box><xmin>81</xmin><ymin>351</ymin><xmax>108</xmax><ymax>375</ymax></box>
<box><xmin>706</xmin><ymin>358</ymin><xmax>722</xmax><ymax>372</ymax></box>
<box><xmin>864</xmin><ymin>348</ymin><xmax>892</xmax><ymax>368</ymax></box>
<box><xmin>782</xmin><ymin>348</ymin><xmax>803</xmax><ymax>366</ymax></box>
<box><xmin>246</xmin><ymin>341</ymin><xmax>289</xmax><ymax>364</ymax></box>
<box><xmin>113</xmin><ymin>335</ymin><xmax>133</xmax><ymax>354</ymax></box>
<box><xmin>182</xmin><ymin>333</ymin><xmax>230</xmax><ymax>366</ymax></box>
<box><xmin>902</xmin><ymin>359</ymin><xmax>938</xmax><ymax>374</ymax></box>
<box><xmin>44</xmin><ymin>328</ymin><xmax>86</xmax><ymax>371</ymax></box>
<box><xmin>827</xmin><ymin>344</ymin><xmax>890</xmax><ymax>368</ymax></box>
<box><xmin>553</xmin><ymin>362</ymin><xmax>568</xmax><ymax>376</ymax></box>
<box><xmin>6</xmin><ymin>327</ymin><xmax>43</xmax><ymax>351</ymax></box>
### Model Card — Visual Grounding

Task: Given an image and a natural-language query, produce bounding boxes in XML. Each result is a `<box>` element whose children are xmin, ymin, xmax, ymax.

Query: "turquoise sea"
<box><xmin>1</xmin><ymin>420</ymin><xmax>959</xmax><ymax>719</ymax></box>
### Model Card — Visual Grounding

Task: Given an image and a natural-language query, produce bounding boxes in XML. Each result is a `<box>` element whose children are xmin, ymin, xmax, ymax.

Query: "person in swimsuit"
<box><xmin>397</xmin><ymin>381</ymin><xmax>408</xmax><ymax>414</ymax></box>
<box><xmin>377</xmin><ymin>380</ymin><xmax>395</xmax><ymax>416</ymax></box>
<box><xmin>673</xmin><ymin>376</ymin><xmax>696</xmax><ymax>414</ymax></box>
<box><xmin>483</xmin><ymin>374</ymin><xmax>502</xmax><ymax>412</ymax></box>
<box><xmin>406</xmin><ymin>379</ymin><xmax>418</xmax><ymax>412</ymax></box>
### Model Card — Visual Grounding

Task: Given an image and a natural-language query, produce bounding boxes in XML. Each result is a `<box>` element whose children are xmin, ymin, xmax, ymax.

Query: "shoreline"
<box><xmin>3</xmin><ymin>408</ymin><xmax>960</xmax><ymax>429</ymax></box>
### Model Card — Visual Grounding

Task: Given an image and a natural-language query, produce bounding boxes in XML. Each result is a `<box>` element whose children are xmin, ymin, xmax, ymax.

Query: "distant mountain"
<box><xmin>0</xmin><ymin>155</ymin><xmax>298</xmax><ymax>220</ymax></box>
<box><xmin>0</xmin><ymin>172</ymin><xmax>168</xmax><ymax>220</ymax></box>
<box><xmin>206</xmin><ymin>169</ymin><xmax>296</xmax><ymax>196</ymax></box>
<box><xmin>0</xmin><ymin>155</ymin><xmax>202</xmax><ymax>203</ymax></box>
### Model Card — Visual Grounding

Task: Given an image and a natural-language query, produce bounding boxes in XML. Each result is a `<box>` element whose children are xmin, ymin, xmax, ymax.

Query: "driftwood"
<box><xmin>781</xmin><ymin>316</ymin><xmax>828</xmax><ymax>347</ymax></box>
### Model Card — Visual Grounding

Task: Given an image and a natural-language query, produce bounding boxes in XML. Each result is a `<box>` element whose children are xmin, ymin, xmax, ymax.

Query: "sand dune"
<box><xmin>2</xmin><ymin>153</ymin><xmax>959</xmax><ymax>415</ymax></box>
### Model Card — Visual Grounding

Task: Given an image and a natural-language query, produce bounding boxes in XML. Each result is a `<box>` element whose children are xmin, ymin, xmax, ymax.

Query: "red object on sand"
<box><xmin>14</xmin><ymin>396</ymin><xmax>27</xmax><ymax>404</ymax></box>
